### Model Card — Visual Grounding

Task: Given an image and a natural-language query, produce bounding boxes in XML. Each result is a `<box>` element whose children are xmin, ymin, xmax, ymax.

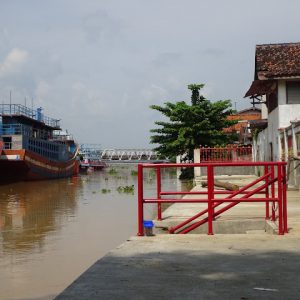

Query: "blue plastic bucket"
<box><xmin>143</xmin><ymin>220</ymin><xmax>154</xmax><ymax>236</ymax></box>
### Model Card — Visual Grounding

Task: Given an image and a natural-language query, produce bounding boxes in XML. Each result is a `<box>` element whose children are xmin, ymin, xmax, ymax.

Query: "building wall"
<box><xmin>254</xmin><ymin>119</ymin><xmax>300</xmax><ymax>188</ymax></box>
<box><xmin>254</xmin><ymin>128</ymin><xmax>269</xmax><ymax>162</ymax></box>
<box><xmin>261</xmin><ymin>96</ymin><xmax>268</xmax><ymax>119</ymax></box>
<box><xmin>279</xmin><ymin>104</ymin><xmax>300</xmax><ymax>127</ymax></box>
<box><xmin>264</xmin><ymin>80</ymin><xmax>300</xmax><ymax>161</ymax></box>
<box><xmin>278</xmin><ymin>80</ymin><xmax>300</xmax><ymax>127</ymax></box>
<box><xmin>278</xmin><ymin>80</ymin><xmax>287</xmax><ymax>105</ymax></box>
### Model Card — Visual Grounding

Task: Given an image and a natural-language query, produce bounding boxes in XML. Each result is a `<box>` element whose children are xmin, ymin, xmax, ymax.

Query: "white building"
<box><xmin>245</xmin><ymin>43</ymin><xmax>300</xmax><ymax>187</ymax></box>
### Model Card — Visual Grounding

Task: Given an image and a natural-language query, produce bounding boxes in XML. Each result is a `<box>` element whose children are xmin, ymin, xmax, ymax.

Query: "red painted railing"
<box><xmin>199</xmin><ymin>146</ymin><xmax>252</xmax><ymax>162</ymax></box>
<box><xmin>137</xmin><ymin>161</ymin><xmax>287</xmax><ymax>236</ymax></box>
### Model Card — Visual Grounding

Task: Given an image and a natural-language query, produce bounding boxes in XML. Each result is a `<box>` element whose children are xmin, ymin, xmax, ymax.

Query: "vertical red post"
<box><xmin>277</xmin><ymin>164</ymin><xmax>283</xmax><ymax>235</ymax></box>
<box><xmin>137</xmin><ymin>164</ymin><xmax>144</xmax><ymax>236</ymax></box>
<box><xmin>264</xmin><ymin>165</ymin><xmax>270</xmax><ymax>220</ymax></box>
<box><xmin>207</xmin><ymin>164</ymin><xmax>214</xmax><ymax>235</ymax></box>
<box><xmin>156</xmin><ymin>166</ymin><xmax>162</xmax><ymax>221</ymax></box>
<box><xmin>271</xmin><ymin>165</ymin><xmax>276</xmax><ymax>221</ymax></box>
<box><xmin>282</xmin><ymin>164</ymin><xmax>288</xmax><ymax>233</ymax></box>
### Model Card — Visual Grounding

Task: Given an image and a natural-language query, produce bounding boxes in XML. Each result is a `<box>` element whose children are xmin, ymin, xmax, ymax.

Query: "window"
<box><xmin>287</xmin><ymin>81</ymin><xmax>300</xmax><ymax>104</ymax></box>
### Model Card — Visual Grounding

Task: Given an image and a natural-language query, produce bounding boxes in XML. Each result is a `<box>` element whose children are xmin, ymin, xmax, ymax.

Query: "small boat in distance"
<box><xmin>0</xmin><ymin>104</ymin><xmax>79</xmax><ymax>182</ymax></box>
<box><xmin>78</xmin><ymin>145</ymin><xmax>107</xmax><ymax>173</ymax></box>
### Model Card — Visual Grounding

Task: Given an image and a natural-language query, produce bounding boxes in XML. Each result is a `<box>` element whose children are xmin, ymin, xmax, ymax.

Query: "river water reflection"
<box><xmin>0</xmin><ymin>164</ymin><xmax>180</xmax><ymax>300</ymax></box>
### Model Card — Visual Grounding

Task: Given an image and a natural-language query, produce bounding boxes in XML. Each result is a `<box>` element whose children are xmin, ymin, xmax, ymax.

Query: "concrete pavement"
<box><xmin>56</xmin><ymin>183</ymin><xmax>300</xmax><ymax>300</ymax></box>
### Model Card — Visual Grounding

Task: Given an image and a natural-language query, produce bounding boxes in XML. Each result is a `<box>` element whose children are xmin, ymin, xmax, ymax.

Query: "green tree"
<box><xmin>150</xmin><ymin>84</ymin><xmax>237</xmax><ymax>161</ymax></box>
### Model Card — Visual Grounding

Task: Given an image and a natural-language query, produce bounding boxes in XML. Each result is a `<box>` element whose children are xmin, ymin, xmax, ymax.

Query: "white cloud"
<box><xmin>141</xmin><ymin>84</ymin><xmax>169</xmax><ymax>103</ymax></box>
<box><xmin>35</xmin><ymin>80</ymin><xmax>51</xmax><ymax>100</ymax></box>
<box><xmin>82</xmin><ymin>10</ymin><xmax>122</xmax><ymax>45</ymax></box>
<box><xmin>70</xmin><ymin>81</ymin><xmax>108</xmax><ymax>117</ymax></box>
<box><xmin>0</xmin><ymin>48</ymin><xmax>28</xmax><ymax>77</ymax></box>
<box><xmin>202</xmin><ymin>84</ymin><xmax>214</xmax><ymax>99</ymax></box>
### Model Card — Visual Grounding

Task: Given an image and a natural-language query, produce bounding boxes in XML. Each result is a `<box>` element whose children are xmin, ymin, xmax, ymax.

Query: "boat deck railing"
<box><xmin>0</xmin><ymin>104</ymin><xmax>60</xmax><ymax>128</ymax></box>
<box><xmin>52</xmin><ymin>132</ymin><xmax>74</xmax><ymax>142</ymax></box>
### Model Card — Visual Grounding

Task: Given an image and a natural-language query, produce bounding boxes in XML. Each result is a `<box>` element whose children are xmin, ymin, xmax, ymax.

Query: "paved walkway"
<box><xmin>56</xmin><ymin>186</ymin><xmax>300</xmax><ymax>300</ymax></box>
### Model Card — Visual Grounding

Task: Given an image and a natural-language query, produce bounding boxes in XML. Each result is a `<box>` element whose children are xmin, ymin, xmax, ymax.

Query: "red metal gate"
<box><xmin>137</xmin><ymin>161</ymin><xmax>287</xmax><ymax>236</ymax></box>
<box><xmin>199</xmin><ymin>146</ymin><xmax>252</xmax><ymax>162</ymax></box>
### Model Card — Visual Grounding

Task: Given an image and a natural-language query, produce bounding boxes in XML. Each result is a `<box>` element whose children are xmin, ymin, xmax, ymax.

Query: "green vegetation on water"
<box><xmin>117</xmin><ymin>185</ymin><xmax>135</xmax><ymax>194</ymax></box>
<box><xmin>131</xmin><ymin>170</ymin><xmax>138</xmax><ymax>176</ymax></box>
<box><xmin>108</xmin><ymin>168</ymin><xmax>118</xmax><ymax>175</ymax></box>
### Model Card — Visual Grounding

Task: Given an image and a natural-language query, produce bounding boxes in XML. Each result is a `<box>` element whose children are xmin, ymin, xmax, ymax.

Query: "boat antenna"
<box><xmin>9</xmin><ymin>90</ymin><xmax>12</xmax><ymax>113</ymax></box>
<box><xmin>25</xmin><ymin>97</ymin><xmax>27</xmax><ymax>107</ymax></box>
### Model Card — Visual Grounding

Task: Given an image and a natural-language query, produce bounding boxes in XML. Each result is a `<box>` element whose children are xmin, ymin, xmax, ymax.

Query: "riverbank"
<box><xmin>56</xmin><ymin>188</ymin><xmax>300</xmax><ymax>299</ymax></box>
<box><xmin>0</xmin><ymin>165</ymin><xmax>162</xmax><ymax>300</ymax></box>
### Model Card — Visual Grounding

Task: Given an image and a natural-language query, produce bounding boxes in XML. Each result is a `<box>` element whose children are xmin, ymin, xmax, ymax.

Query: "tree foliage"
<box><xmin>150</xmin><ymin>84</ymin><xmax>237</xmax><ymax>160</ymax></box>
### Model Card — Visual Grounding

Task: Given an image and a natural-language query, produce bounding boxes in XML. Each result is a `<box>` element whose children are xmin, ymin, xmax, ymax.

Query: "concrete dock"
<box><xmin>56</xmin><ymin>187</ymin><xmax>300</xmax><ymax>300</ymax></box>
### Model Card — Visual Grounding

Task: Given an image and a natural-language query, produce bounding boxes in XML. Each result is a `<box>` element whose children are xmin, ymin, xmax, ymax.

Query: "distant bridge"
<box><xmin>100</xmin><ymin>149</ymin><xmax>161</xmax><ymax>161</ymax></box>
<box><xmin>79</xmin><ymin>145</ymin><xmax>167</xmax><ymax>162</ymax></box>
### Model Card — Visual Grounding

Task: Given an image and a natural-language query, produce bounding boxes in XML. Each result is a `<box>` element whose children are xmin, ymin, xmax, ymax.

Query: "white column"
<box><xmin>193</xmin><ymin>148</ymin><xmax>201</xmax><ymax>178</ymax></box>
<box><xmin>291</xmin><ymin>124</ymin><xmax>297</xmax><ymax>157</ymax></box>
<box><xmin>176</xmin><ymin>155</ymin><xmax>181</xmax><ymax>179</ymax></box>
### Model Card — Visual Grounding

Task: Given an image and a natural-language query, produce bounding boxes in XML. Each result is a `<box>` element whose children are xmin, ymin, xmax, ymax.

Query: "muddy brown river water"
<box><xmin>0</xmin><ymin>164</ymin><xmax>181</xmax><ymax>300</ymax></box>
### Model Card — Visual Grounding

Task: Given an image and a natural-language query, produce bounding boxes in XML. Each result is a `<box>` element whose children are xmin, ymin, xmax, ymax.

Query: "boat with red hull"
<box><xmin>79</xmin><ymin>159</ymin><xmax>107</xmax><ymax>173</ymax></box>
<box><xmin>0</xmin><ymin>104</ymin><xmax>79</xmax><ymax>183</ymax></box>
<box><xmin>78</xmin><ymin>145</ymin><xmax>107</xmax><ymax>173</ymax></box>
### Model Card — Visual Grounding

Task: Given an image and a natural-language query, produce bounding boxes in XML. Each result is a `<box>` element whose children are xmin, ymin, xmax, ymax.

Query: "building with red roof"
<box><xmin>245</xmin><ymin>42</ymin><xmax>300</xmax><ymax>187</ymax></box>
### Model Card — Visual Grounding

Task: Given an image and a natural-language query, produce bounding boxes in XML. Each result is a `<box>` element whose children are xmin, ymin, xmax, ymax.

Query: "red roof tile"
<box><xmin>255</xmin><ymin>43</ymin><xmax>300</xmax><ymax>79</ymax></box>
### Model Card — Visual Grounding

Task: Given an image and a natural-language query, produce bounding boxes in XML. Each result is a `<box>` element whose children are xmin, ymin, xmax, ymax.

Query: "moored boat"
<box><xmin>0</xmin><ymin>104</ymin><xmax>79</xmax><ymax>182</ymax></box>
<box><xmin>79</xmin><ymin>159</ymin><xmax>107</xmax><ymax>172</ymax></box>
<box><xmin>78</xmin><ymin>146</ymin><xmax>107</xmax><ymax>173</ymax></box>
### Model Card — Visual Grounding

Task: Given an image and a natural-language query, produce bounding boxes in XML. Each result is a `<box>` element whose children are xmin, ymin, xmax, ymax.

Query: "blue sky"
<box><xmin>0</xmin><ymin>0</ymin><xmax>299</xmax><ymax>148</ymax></box>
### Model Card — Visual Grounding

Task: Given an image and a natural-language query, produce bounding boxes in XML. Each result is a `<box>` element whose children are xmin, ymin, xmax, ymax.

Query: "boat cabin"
<box><xmin>0</xmin><ymin>104</ymin><xmax>74</xmax><ymax>161</ymax></box>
